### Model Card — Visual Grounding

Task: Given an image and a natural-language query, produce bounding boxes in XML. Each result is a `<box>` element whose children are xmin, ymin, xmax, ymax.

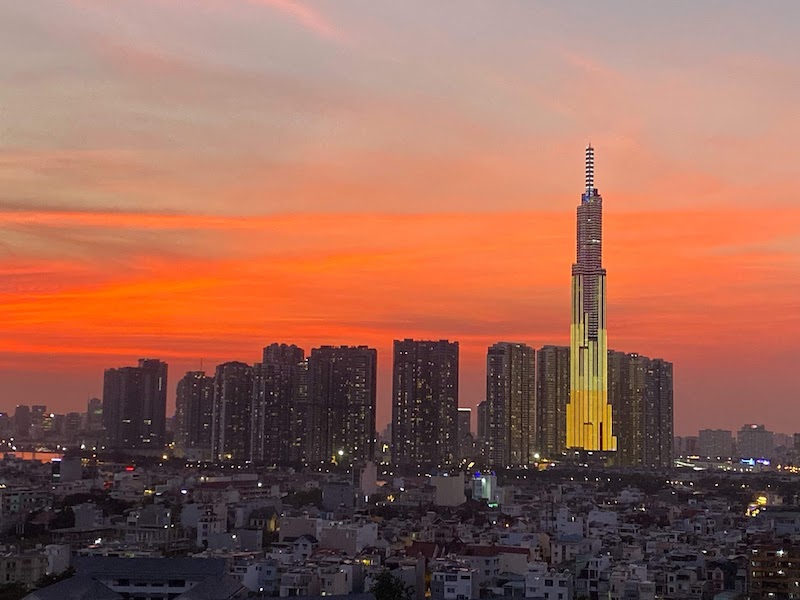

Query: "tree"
<box><xmin>370</xmin><ymin>571</ymin><xmax>413</xmax><ymax>600</ymax></box>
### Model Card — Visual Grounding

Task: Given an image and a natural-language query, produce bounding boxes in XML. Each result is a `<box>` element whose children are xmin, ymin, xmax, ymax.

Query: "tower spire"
<box><xmin>585</xmin><ymin>144</ymin><xmax>595</xmax><ymax>195</ymax></box>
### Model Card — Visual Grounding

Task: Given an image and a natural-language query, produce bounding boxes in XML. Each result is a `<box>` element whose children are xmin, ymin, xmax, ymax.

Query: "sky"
<box><xmin>1</xmin><ymin>1</ymin><xmax>799</xmax><ymax>435</ymax></box>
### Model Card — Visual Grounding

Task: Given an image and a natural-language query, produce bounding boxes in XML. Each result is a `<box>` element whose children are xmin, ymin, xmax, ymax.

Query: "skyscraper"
<box><xmin>307</xmin><ymin>346</ymin><xmax>377</xmax><ymax>466</ymax></box>
<box><xmin>536</xmin><ymin>345</ymin><xmax>570</xmax><ymax>457</ymax></box>
<box><xmin>251</xmin><ymin>343</ymin><xmax>305</xmax><ymax>465</ymax></box>
<box><xmin>392</xmin><ymin>339</ymin><xmax>459</xmax><ymax>470</ymax></box>
<box><xmin>643</xmin><ymin>358</ymin><xmax>673</xmax><ymax>468</ymax></box>
<box><xmin>608</xmin><ymin>351</ymin><xmax>645</xmax><ymax>466</ymax></box>
<box><xmin>102</xmin><ymin>359</ymin><xmax>168</xmax><ymax>451</ymax></box>
<box><xmin>175</xmin><ymin>371</ymin><xmax>215</xmax><ymax>456</ymax></box>
<box><xmin>567</xmin><ymin>145</ymin><xmax>616</xmax><ymax>451</ymax></box>
<box><xmin>485</xmin><ymin>342</ymin><xmax>536</xmax><ymax>467</ymax></box>
<box><xmin>608</xmin><ymin>351</ymin><xmax>674</xmax><ymax>468</ymax></box>
<box><xmin>211</xmin><ymin>361</ymin><xmax>254</xmax><ymax>462</ymax></box>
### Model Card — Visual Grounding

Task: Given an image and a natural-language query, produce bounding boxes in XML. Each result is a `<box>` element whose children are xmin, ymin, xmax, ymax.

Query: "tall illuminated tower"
<box><xmin>567</xmin><ymin>145</ymin><xmax>616</xmax><ymax>451</ymax></box>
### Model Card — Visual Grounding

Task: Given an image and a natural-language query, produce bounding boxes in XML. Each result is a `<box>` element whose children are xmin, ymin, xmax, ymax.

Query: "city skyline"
<box><xmin>2</xmin><ymin>2</ymin><xmax>800</xmax><ymax>436</ymax></box>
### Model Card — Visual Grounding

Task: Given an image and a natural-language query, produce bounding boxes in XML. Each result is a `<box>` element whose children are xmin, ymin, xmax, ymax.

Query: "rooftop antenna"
<box><xmin>585</xmin><ymin>144</ymin><xmax>595</xmax><ymax>195</ymax></box>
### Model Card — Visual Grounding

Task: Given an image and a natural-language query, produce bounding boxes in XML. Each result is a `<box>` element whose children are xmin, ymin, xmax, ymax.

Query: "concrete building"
<box><xmin>430</xmin><ymin>561</ymin><xmax>478</xmax><ymax>600</ymax></box>
<box><xmin>476</xmin><ymin>400</ymin><xmax>488</xmax><ymax>461</ymax></box>
<box><xmin>738</xmin><ymin>424</ymin><xmax>774</xmax><ymax>460</ymax></box>
<box><xmin>211</xmin><ymin>361</ymin><xmax>254</xmax><ymax>462</ymax></box>
<box><xmin>392</xmin><ymin>339</ymin><xmax>459</xmax><ymax>470</ymax></box>
<box><xmin>307</xmin><ymin>346</ymin><xmax>378</xmax><ymax>466</ymax></box>
<box><xmin>175</xmin><ymin>371</ymin><xmax>214</xmax><ymax>457</ymax></box>
<box><xmin>526</xmin><ymin>562</ymin><xmax>574</xmax><ymax>600</ymax></box>
<box><xmin>102</xmin><ymin>359</ymin><xmax>168</xmax><ymax>451</ymax></box>
<box><xmin>23</xmin><ymin>557</ymin><xmax>244</xmax><ymax>600</ymax></box>
<box><xmin>608</xmin><ymin>352</ymin><xmax>674</xmax><ymax>468</ymax></box>
<box><xmin>536</xmin><ymin>345</ymin><xmax>570</xmax><ymax>458</ymax></box>
<box><xmin>485</xmin><ymin>342</ymin><xmax>536</xmax><ymax>468</ymax></box>
<box><xmin>699</xmin><ymin>429</ymin><xmax>734</xmax><ymax>459</ymax></box>
<box><xmin>251</xmin><ymin>343</ymin><xmax>305</xmax><ymax>465</ymax></box>
<box><xmin>0</xmin><ymin>553</ymin><xmax>48</xmax><ymax>589</ymax></box>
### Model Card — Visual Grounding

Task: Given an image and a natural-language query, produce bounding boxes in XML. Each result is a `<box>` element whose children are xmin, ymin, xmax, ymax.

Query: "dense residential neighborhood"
<box><xmin>1</xmin><ymin>450</ymin><xmax>800</xmax><ymax>600</ymax></box>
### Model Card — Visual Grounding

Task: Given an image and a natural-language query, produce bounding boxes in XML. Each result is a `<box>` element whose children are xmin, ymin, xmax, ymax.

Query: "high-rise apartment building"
<box><xmin>608</xmin><ymin>351</ymin><xmax>673</xmax><ymax>468</ymax></box>
<box><xmin>643</xmin><ymin>358</ymin><xmax>673</xmax><ymax>468</ymax></box>
<box><xmin>102</xmin><ymin>359</ymin><xmax>168</xmax><ymax>451</ymax></box>
<box><xmin>306</xmin><ymin>346</ymin><xmax>377</xmax><ymax>466</ymax></box>
<box><xmin>485</xmin><ymin>342</ymin><xmax>536</xmax><ymax>467</ymax></box>
<box><xmin>211</xmin><ymin>361</ymin><xmax>254</xmax><ymax>462</ymax></box>
<box><xmin>568</xmin><ymin>146</ymin><xmax>616</xmax><ymax>451</ymax></box>
<box><xmin>737</xmin><ymin>424</ymin><xmax>774</xmax><ymax>460</ymax></box>
<box><xmin>457</xmin><ymin>407</ymin><xmax>473</xmax><ymax>463</ymax></box>
<box><xmin>175</xmin><ymin>371</ymin><xmax>215</xmax><ymax>455</ymax></box>
<box><xmin>608</xmin><ymin>351</ymin><xmax>644</xmax><ymax>466</ymax></box>
<box><xmin>392</xmin><ymin>339</ymin><xmax>459</xmax><ymax>469</ymax></box>
<box><xmin>476</xmin><ymin>400</ymin><xmax>488</xmax><ymax>461</ymax></box>
<box><xmin>536</xmin><ymin>345</ymin><xmax>570</xmax><ymax>458</ymax></box>
<box><xmin>14</xmin><ymin>405</ymin><xmax>31</xmax><ymax>438</ymax></box>
<box><xmin>698</xmin><ymin>429</ymin><xmax>734</xmax><ymax>459</ymax></box>
<box><xmin>252</xmin><ymin>344</ymin><xmax>305</xmax><ymax>465</ymax></box>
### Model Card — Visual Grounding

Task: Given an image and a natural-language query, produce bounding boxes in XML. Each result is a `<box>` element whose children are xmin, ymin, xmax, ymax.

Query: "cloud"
<box><xmin>240</xmin><ymin>0</ymin><xmax>344</xmax><ymax>41</ymax></box>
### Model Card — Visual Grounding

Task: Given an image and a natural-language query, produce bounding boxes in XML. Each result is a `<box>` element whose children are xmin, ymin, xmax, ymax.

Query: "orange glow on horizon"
<box><xmin>1</xmin><ymin>207</ymin><xmax>799</xmax><ymax>433</ymax></box>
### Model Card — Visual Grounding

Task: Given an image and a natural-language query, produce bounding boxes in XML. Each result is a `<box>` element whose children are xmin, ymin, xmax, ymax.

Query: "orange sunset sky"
<box><xmin>1</xmin><ymin>1</ymin><xmax>799</xmax><ymax>435</ymax></box>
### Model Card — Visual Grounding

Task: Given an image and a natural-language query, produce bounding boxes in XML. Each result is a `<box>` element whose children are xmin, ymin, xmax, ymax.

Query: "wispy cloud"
<box><xmin>242</xmin><ymin>0</ymin><xmax>344</xmax><ymax>41</ymax></box>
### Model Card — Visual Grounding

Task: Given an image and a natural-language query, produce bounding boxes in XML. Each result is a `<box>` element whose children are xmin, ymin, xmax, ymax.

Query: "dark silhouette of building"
<box><xmin>608</xmin><ymin>351</ymin><xmax>673</xmax><ymax>468</ymax></box>
<box><xmin>456</xmin><ymin>407</ymin><xmax>473</xmax><ymax>463</ymax></box>
<box><xmin>251</xmin><ymin>343</ymin><xmax>305</xmax><ymax>465</ymax></box>
<box><xmin>306</xmin><ymin>346</ymin><xmax>377</xmax><ymax>466</ymax></box>
<box><xmin>392</xmin><ymin>339</ymin><xmax>459</xmax><ymax>470</ymax></box>
<box><xmin>536</xmin><ymin>345</ymin><xmax>570</xmax><ymax>458</ymax></box>
<box><xmin>175</xmin><ymin>371</ymin><xmax>215</xmax><ymax>456</ymax></box>
<box><xmin>14</xmin><ymin>405</ymin><xmax>31</xmax><ymax>438</ymax></box>
<box><xmin>485</xmin><ymin>342</ymin><xmax>536</xmax><ymax>467</ymax></box>
<box><xmin>102</xmin><ymin>359</ymin><xmax>168</xmax><ymax>451</ymax></box>
<box><xmin>643</xmin><ymin>358</ymin><xmax>673</xmax><ymax>468</ymax></box>
<box><xmin>476</xmin><ymin>400</ymin><xmax>488</xmax><ymax>460</ymax></box>
<box><xmin>699</xmin><ymin>429</ymin><xmax>734</xmax><ymax>459</ymax></box>
<box><xmin>86</xmin><ymin>397</ymin><xmax>103</xmax><ymax>431</ymax></box>
<box><xmin>31</xmin><ymin>405</ymin><xmax>47</xmax><ymax>430</ymax></box>
<box><xmin>211</xmin><ymin>361</ymin><xmax>254</xmax><ymax>462</ymax></box>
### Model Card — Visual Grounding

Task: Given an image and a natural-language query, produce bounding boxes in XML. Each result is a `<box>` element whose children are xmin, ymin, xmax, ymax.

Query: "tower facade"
<box><xmin>102</xmin><ymin>359</ymin><xmax>167</xmax><ymax>451</ymax></box>
<box><xmin>392</xmin><ymin>339</ymin><xmax>459</xmax><ymax>469</ymax></box>
<box><xmin>211</xmin><ymin>361</ymin><xmax>254</xmax><ymax>461</ymax></box>
<box><xmin>536</xmin><ymin>345</ymin><xmax>570</xmax><ymax>457</ymax></box>
<box><xmin>251</xmin><ymin>343</ymin><xmax>305</xmax><ymax>465</ymax></box>
<box><xmin>567</xmin><ymin>145</ymin><xmax>616</xmax><ymax>451</ymax></box>
<box><xmin>307</xmin><ymin>346</ymin><xmax>377</xmax><ymax>466</ymax></box>
<box><xmin>608</xmin><ymin>351</ymin><xmax>673</xmax><ymax>467</ymax></box>
<box><xmin>485</xmin><ymin>342</ymin><xmax>536</xmax><ymax>467</ymax></box>
<box><xmin>175</xmin><ymin>371</ymin><xmax>214</xmax><ymax>454</ymax></box>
